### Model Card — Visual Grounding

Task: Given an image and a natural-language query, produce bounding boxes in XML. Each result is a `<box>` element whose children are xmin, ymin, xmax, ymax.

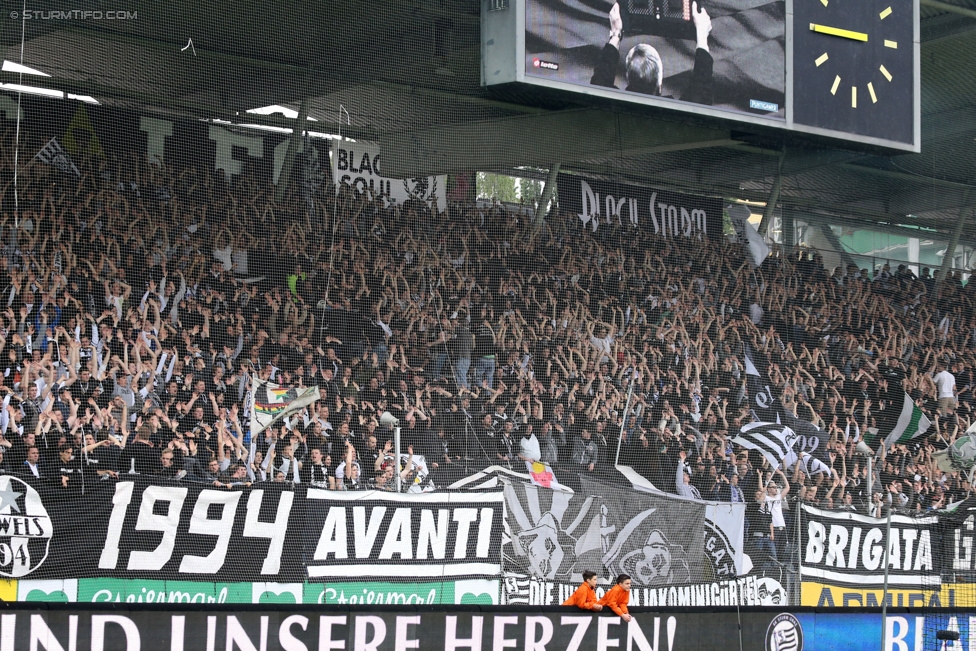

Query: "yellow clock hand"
<box><xmin>809</xmin><ymin>23</ymin><xmax>868</xmax><ymax>41</ymax></box>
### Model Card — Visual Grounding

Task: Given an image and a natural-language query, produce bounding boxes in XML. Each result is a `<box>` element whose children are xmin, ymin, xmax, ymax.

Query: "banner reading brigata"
<box><xmin>800</xmin><ymin>504</ymin><xmax>940</xmax><ymax>589</ymax></box>
<box><xmin>557</xmin><ymin>174</ymin><xmax>723</xmax><ymax>239</ymax></box>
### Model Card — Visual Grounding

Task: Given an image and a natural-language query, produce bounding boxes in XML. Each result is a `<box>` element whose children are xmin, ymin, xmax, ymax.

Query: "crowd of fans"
<box><xmin>0</xmin><ymin>132</ymin><xmax>974</xmax><ymax>557</ymax></box>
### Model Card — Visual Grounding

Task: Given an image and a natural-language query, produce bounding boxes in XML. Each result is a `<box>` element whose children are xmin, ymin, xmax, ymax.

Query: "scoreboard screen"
<box><xmin>482</xmin><ymin>0</ymin><xmax>919</xmax><ymax>151</ymax></box>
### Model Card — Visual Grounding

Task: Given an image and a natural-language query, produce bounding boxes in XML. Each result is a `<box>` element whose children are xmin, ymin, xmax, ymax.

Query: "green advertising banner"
<box><xmin>15</xmin><ymin>578</ymin><xmax>500</xmax><ymax>605</ymax></box>
<box><xmin>306</xmin><ymin>579</ymin><xmax>498</xmax><ymax>605</ymax></box>
<box><xmin>78</xmin><ymin>579</ymin><xmax>253</xmax><ymax>604</ymax></box>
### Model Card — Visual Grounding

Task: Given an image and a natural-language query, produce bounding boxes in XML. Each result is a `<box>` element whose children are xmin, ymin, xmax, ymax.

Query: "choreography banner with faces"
<box><xmin>502</xmin><ymin>477</ymin><xmax>706</xmax><ymax>591</ymax></box>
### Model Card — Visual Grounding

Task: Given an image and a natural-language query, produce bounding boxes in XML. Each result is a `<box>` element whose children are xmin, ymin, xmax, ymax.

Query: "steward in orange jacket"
<box><xmin>598</xmin><ymin>574</ymin><xmax>633</xmax><ymax>621</ymax></box>
<box><xmin>561</xmin><ymin>571</ymin><xmax>603</xmax><ymax>611</ymax></box>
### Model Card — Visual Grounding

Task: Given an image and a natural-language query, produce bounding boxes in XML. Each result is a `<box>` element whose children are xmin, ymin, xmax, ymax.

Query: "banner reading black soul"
<box><xmin>800</xmin><ymin>504</ymin><xmax>940</xmax><ymax>588</ymax></box>
<box><xmin>556</xmin><ymin>174</ymin><xmax>724</xmax><ymax>240</ymax></box>
<box><xmin>22</xmin><ymin>478</ymin><xmax>503</xmax><ymax>582</ymax></box>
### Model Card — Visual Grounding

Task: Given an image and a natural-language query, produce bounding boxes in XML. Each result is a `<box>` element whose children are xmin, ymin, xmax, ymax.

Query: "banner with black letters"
<box><xmin>800</xmin><ymin>503</ymin><xmax>941</xmax><ymax>588</ymax></box>
<box><xmin>302</xmin><ymin>490</ymin><xmax>504</xmax><ymax>580</ymax></box>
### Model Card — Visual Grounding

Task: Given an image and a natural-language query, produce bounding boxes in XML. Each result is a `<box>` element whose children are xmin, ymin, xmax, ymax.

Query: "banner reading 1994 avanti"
<box><xmin>0</xmin><ymin>476</ymin><xmax>503</xmax><ymax>588</ymax></box>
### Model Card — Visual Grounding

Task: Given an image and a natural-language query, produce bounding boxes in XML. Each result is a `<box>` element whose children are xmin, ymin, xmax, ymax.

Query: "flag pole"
<box><xmin>394</xmin><ymin>426</ymin><xmax>402</xmax><ymax>493</ymax></box>
<box><xmin>880</xmin><ymin>501</ymin><xmax>893</xmax><ymax>651</ymax></box>
<box><xmin>866</xmin><ymin>456</ymin><xmax>873</xmax><ymax>511</ymax></box>
<box><xmin>615</xmin><ymin>371</ymin><xmax>636</xmax><ymax>467</ymax></box>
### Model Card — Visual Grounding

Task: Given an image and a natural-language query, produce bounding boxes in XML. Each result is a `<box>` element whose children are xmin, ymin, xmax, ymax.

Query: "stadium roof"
<box><xmin>3</xmin><ymin>0</ymin><xmax>976</xmax><ymax>243</ymax></box>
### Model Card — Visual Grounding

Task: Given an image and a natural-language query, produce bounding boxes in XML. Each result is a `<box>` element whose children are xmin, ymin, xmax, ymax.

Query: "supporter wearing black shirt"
<box><xmin>746</xmin><ymin>489</ymin><xmax>776</xmax><ymax>566</ymax></box>
<box><xmin>8</xmin><ymin>432</ymin><xmax>36</xmax><ymax>469</ymax></box>
<box><xmin>358</xmin><ymin>435</ymin><xmax>382</xmax><ymax>481</ymax></box>
<box><xmin>496</xmin><ymin>423</ymin><xmax>516</xmax><ymax>467</ymax></box>
<box><xmin>155</xmin><ymin>449</ymin><xmax>183</xmax><ymax>479</ymax></box>
<box><xmin>56</xmin><ymin>444</ymin><xmax>84</xmax><ymax>493</ymax></box>
<box><xmin>81</xmin><ymin>433</ymin><xmax>121</xmax><ymax>478</ymax></box>
<box><xmin>179</xmin><ymin>405</ymin><xmax>212</xmax><ymax>441</ymax></box>
<box><xmin>71</xmin><ymin>368</ymin><xmax>99</xmax><ymax>406</ymax></box>
<box><xmin>120</xmin><ymin>427</ymin><xmax>158</xmax><ymax>475</ymax></box>
<box><xmin>299</xmin><ymin>448</ymin><xmax>333</xmax><ymax>487</ymax></box>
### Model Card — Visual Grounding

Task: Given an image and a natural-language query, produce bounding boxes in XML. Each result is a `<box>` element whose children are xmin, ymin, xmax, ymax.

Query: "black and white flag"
<box><xmin>732</xmin><ymin>421</ymin><xmax>798</xmax><ymax>470</ymax></box>
<box><xmin>727</xmin><ymin>204</ymin><xmax>769</xmax><ymax>268</ymax></box>
<box><xmin>745</xmin><ymin>345</ymin><xmax>827</xmax><ymax>462</ymax></box>
<box><xmin>34</xmin><ymin>137</ymin><xmax>80</xmax><ymax>177</ymax></box>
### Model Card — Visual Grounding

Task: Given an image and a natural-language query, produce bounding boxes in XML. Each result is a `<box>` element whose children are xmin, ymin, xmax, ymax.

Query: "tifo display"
<box><xmin>0</xmin><ymin>94</ymin><xmax>969</xmax><ymax>617</ymax></box>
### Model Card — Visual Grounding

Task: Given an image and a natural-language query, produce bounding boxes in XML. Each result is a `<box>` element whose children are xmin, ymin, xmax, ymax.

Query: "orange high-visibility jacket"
<box><xmin>598</xmin><ymin>584</ymin><xmax>630</xmax><ymax>616</ymax></box>
<box><xmin>562</xmin><ymin>583</ymin><xmax>600</xmax><ymax>610</ymax></box>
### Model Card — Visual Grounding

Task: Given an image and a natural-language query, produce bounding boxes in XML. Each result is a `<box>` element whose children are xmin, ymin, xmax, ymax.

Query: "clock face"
<box><xmin>792</xmin><ymin>0</ymin><xmax>915</xmax><ymax>144</ymax></box>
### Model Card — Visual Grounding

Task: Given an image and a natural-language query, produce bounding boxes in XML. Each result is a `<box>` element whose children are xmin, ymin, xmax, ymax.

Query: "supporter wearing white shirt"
<box><xmin>587</xmin><ymin>323</ymin><xmax>615</xmax><ymax>366</ymax></box>
<box><xmin>933</xmin><ymin>361</ymin><xmax>956</xmax><ymax>415</ymax></box>
<box><xmin>763</xmin><ymin>469</ymin><xmax>791</xmax><ymax>559</ymax></box>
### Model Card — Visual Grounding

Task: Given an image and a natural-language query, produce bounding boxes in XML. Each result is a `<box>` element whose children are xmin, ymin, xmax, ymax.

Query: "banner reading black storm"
<box><xmin>556</xmin><ymin>174</ymin><xmax>724</xmax><ymax>239</ymax></box>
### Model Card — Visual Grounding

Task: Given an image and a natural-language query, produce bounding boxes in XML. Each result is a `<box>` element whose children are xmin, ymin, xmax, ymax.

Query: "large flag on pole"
<box><xmin>744</xmin><ymin>344</ymin><xmax>827</xmax><ymax>462</ymax></box>
<box><xmin>34</xmin><ymin>137</ymin><xmax>80</xmax><ymax>177</ymax></box>
<box><xmin>731</xmin><ymin>421</ymin><xmax>799</xmax><ymax>470</ymax></box>
<box><xmin>248</xmin><ymin>375</ymin><xmax>320</xmax><ymax>436</ymax></box>
<box><xmin>857</xmin><ymin>392</ymin><xmax>931</xmax><ymax>454</ymax></box>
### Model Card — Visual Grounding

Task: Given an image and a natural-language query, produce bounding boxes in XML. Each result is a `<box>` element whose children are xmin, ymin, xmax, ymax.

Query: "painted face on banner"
<box><xmin>755</xmin><ymin>577</ymin><xmax>787</xmax><ymax>606</ymax></box>
<box><xmin>620</xmin><ymin>530</ymin><xmax>673</xmax><ymax>585</ymax></box>
<box><xmin>517</xmin><ymin>513</ymin><xmax>565</xmax><ymax>580</ymax></box>
<box><xmin>602</xmin><ymin>508</ymin><xmax>692</xmax><ymax>587</ymax></box>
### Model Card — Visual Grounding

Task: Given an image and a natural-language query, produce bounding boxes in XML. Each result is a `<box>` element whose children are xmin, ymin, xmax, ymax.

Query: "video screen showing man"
<box><xmin>591</xmin><ymin>2</ymin><xmax>713</xmax><ymax>106</ymax></box>
<box><xmin>524</xmin><ymin>0</ymin><xmax>785</xmax><ymax>117</ymax></box>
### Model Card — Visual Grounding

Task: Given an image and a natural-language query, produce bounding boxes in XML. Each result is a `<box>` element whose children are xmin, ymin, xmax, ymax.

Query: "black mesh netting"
<box><xmin>0</xmin><ymin>2</ymin><xmax>970</xmax><ymax>615</ymax></box>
